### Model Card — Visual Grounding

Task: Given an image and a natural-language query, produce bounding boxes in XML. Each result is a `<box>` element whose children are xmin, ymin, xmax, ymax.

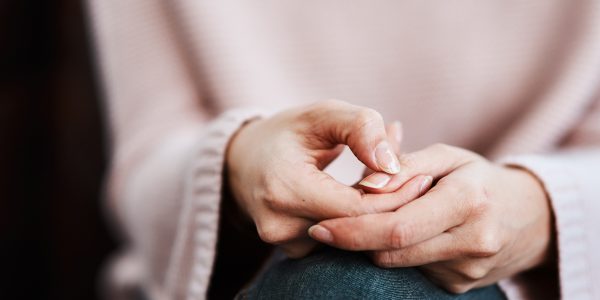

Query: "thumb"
<box><xmin>360</xmin><ymin>121</ymin><xmax>403</xmax><ymax>178</ymax></box>
<box><xmin>303</xmin><ymin>100</ymin><xmax>401</xmax><ymax>174</ymax></box>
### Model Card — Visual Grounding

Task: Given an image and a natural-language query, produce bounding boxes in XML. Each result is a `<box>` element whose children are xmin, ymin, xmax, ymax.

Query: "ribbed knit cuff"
<box><xmin>164</xmin><ymin>107</ymin><xmax>269</xmax><ymax>300</ymax></box>
<box><xmin>497</xmin><ymin>154</ymin><xmax>593</xmax><ymax>300</ymax></box>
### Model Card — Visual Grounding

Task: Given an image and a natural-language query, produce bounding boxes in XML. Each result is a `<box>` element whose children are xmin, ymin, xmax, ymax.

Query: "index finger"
<box><xmin>308</xmin><ymin>183</ymin><xmax>470</xmax><ymax>250</ymax></box>
<box><xmin>293</xmin><ymin>171</ymin><xmax>431</xmax><ymax>220</ymax></box>
<box><xmin>359</xmin><ymin>143</ymin><xmax>479</xmax><ymax>193</ymax></box>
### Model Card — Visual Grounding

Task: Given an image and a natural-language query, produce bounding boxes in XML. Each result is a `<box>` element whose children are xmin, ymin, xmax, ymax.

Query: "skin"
<box><xmin>309</xmin><ymin>143</ymin><xmax>554</xmax><ymax>293</ymax></box>
<box><xmin>226</xmin><ymin>99</ymin><xmax>430</xmax><ymax>257</ymax></box>
<box><xmin>227</xmin><ymin>99</ymin><xmax>553</xmax><ymax>293</ymax></box>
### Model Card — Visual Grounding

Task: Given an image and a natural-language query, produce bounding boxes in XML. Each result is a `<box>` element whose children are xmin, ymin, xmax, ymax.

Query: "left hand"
<box><xmin>308</xmin><ymin>143</ymin><xmax>554</xmax><ymax>293</ymax></box>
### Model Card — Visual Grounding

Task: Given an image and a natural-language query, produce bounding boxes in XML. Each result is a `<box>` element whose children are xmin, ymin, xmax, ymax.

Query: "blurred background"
<box><xmin>0</xmin><ymin>0</ymin><xmax>116</xmax><ymax>299</ymax></box>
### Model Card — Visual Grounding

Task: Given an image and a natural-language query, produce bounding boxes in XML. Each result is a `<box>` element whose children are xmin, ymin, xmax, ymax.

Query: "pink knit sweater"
<box><xmin>88</xmin><ymin>1</ymin><xmax>600</xmax><ymax>299</ymax></box>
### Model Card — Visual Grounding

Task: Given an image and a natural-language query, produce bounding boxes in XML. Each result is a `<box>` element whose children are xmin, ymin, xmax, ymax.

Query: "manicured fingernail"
<box><xmin>359</xmin><ymin>172</ymin><xmax>392</xmax><ymax>189</ymax></box>
<box><xmin>375</xmin><ymin>141</ymin><xmax>401</xmax><ymax>174</ymax></box>
<box><xmin>419</xmin><ymin>176</ymin><xmax>433</xmax><ymax>194</ymax></box>
<box><xmin>392</xmin><ymin>121</ymin><xmax>403</xmax><ymax>144</ymax></box>
<box><xmin>308</xmin><ymin>225</ymin><xmax>333</xmax><ymax>243</ymax></box>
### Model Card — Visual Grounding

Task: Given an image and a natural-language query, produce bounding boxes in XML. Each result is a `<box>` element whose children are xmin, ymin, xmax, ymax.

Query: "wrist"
<box><xmin>504</xmin><ymin>165</ymin><xmax>556</xmax><ymax>268</ymax></box>
<box><xmin>225</xmin><ymin>116</ymin><xmax>261</xmax><ymax>171</ymax></box>
<box><xmin>225</xmin><ymin>117</ymin><xmax>262</xmax><ymax>217</ymax></box>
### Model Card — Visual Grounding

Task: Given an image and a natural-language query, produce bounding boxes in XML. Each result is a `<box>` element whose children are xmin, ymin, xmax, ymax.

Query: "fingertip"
<box><xmin>358</xmin><ymin>172</ymin><xmax>392</xmax><ymax>189</ymax></box>
<box><xmin>374</xmin><ymin>141</ymin><xmax>401</xmax><ymax>174</ymax></box>
<box><xmin>308</xmin><ymin>225</ymin><xmax>333</xmax><ymax>243</ymax></box>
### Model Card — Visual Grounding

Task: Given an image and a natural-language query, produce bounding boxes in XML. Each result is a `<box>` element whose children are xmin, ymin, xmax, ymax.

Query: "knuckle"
<box><xmin>296</xmin><ymin>107</ymin><xmax>319</xmax><ymax>126</ymax></box>
<box><xmin>439</xmin><ymin>178</ymin><xmax>472</xmax><ymax>208</ymax></box>
<box><xmin>372</xmin><ymin>251</ymin><xmax>395</xmax><ymax>268</ymax></box>
<box><xmin>343</xmin><ymin>204</ymin><xmax>363</xmax><ymax>218</ymax></box>
<box><xmin>389</xmin><ymin>223</ymin><xmax>411</xmax><ymax>249</ymax></box>
<box><xmin>262</xmin><ymin>186</ymin><xmax>284</xmax><ymax>211</ymax></box>
<box><xmin>466</xmin><ymin>185</ymin><xmax>492</xmax><ymax>216</ymax></box>
<box><xmin>354</xmin><ymin>108</ymin><xmax>383</xmax><ymax>129</ymax></box>
<box><xmin>460</xmin><ymin>263</ymin><xmax>489</xmax><ymax>281</ymax></box>
<box><xmin>445</xmin><ymin>282</ymin><xmax>473</xmax><ymax>294</ymax></box>
<box><xmin>300</xmin><ymin>99</ymin><xmax>344</xmax><ymax>122</ymax></box>
<box><xmin>257</xmin><ymin>221</ymin><xmax>294</xmax><ymax>244</ymax></box>
<box><xmin>470</xmin><ymin>230</ymin><xmax>501</xmax><ymax>257</ymax></box>
<box><xmin>260</xmin><ymin>177</ymin><xmax>289</xmax><ymax>212</ymax></box>
<box><xmin>346</xmin><ymin>230</ymin><xmax>364</xmax><ymax>249</ymax></box>
<box><xmin>398</xmin><ymin>153</ymin><xmax>418</xmax><ymax>170</ymax></box>
<box><xmin>447</xmin><ymin>178</ymin><xmax>488</xmax><ymax>216</ymax></box>
<box><xmin>441</xmin><ymin>177</ymin><xmax>467</xmax><ymax>196</ymax></box>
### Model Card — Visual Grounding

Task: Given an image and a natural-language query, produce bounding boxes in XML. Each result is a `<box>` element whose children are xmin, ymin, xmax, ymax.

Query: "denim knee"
<box><xmin>239</xmin><ymin>247</ymin><xmax>505</xmax><ymax>300</ymax></box>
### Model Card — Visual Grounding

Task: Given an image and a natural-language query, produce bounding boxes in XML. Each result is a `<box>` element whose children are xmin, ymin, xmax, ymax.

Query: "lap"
<box><xmin>239</xmin><ymin>247</ymin><xmax>505</xmax><ymax>300</ymax></box>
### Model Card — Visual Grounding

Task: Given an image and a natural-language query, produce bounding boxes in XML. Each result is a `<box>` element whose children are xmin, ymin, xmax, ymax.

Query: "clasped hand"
<box><xmin>226</xmin><ymin>100</ymin><xmax>553</xmax><ymax>293</ymax></box>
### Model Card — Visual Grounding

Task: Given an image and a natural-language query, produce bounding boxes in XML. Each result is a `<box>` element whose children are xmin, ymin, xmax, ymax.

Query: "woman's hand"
<box><xmin>308</xmin><ymin>143</ymin><xmax>553</xmax><ymax>293</ymax></box>
<box><xmin>226</xmin><ymin>100</ymin><xmax>429</xmax><ymax>258</ymax></box>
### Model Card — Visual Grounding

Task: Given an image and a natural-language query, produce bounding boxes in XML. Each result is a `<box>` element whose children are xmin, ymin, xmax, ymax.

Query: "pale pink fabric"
<box><xmin>88</xmin><ymin>1</ymin><xmax>600</xmax><ymax>299</ymax></box>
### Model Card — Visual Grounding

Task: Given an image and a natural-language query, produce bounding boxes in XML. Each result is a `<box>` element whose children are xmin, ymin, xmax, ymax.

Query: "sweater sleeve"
<box><xmin>497</xmin><ymin>98</ymin><xmax>600</xmax><ymax>300</ymax></box>
<box><xmin>87</xmin><ymin>1</ymin><xmax>266</xmax><ymax>299</ymax></box>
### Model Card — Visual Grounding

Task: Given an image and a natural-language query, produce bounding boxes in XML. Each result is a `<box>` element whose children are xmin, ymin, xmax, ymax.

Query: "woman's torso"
<box><xmin>172</xmin><ymin>1</ymin><xmax>585</xmax><ymax>155</ymax></box>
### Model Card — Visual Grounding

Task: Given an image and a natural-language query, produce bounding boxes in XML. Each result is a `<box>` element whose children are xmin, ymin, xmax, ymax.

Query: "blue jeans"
<box><xmin>238</xmin><ymin>247</ymin><xmax>506</xmax><ymax>300</ymax></box>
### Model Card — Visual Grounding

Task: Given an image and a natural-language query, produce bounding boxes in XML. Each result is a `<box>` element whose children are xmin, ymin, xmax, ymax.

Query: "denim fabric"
<box><xmin>238</xmin><ymin>247</ymin><xmax>506</xmax><ymax>300</ymax></box>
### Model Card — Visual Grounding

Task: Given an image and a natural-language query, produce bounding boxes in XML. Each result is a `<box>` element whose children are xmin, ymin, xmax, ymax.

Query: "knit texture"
<box><xmin>88</xmin><ymin>1</ymin><xmax>600</xmax><ymax>299</ymax></box>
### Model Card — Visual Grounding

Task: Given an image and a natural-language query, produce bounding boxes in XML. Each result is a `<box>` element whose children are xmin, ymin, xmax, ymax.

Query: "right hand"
<box><xmin>226</xmin><ymin>99</ymin><xmax>431</xmax><ymax>257</ymax></box>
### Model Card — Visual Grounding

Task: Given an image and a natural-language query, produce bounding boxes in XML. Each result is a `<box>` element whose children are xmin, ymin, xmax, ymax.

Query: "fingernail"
<box><xmin>419</xmin><ymin>176</ymin><xmax>433</xmax><ymax>194</ymax></box>
<box><xmin>308</xmin><ymin>225</ymin><xmax>333</xmax><ymax>243</ymax></box>
<box><xmin>375</xmin><ymin>141</ymin><xmax>401</xmax><ymax>174</ymax></box>
<box><xmin>359</xmin><ymin>172</ymin><xmax>392</xmax><ymax>189</ymax></box>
